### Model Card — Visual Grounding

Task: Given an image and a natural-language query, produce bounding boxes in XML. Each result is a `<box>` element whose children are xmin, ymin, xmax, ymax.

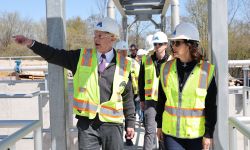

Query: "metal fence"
<box><xmin>0</xmin><ymin>91</ymin><xmax>48</xmax><ymax>150</ymax></box>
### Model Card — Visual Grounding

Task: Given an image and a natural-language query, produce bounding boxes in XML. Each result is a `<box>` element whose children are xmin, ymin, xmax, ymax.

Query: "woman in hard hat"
<box><xmin>156</xmin><ymin>22</ymin><xmax>217</xmax><ymax>150</ymax></box>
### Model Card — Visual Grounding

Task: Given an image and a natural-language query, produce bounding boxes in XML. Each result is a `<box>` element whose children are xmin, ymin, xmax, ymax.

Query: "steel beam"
<box><xmin>46</xmin><ymin>0</ymin><xmax>68</xmax><ymax>150</ymax></box>
<box><xmin>208</xmin><ymin>0</ymin><xmax>229</xmax><ymax>149</ymax></box>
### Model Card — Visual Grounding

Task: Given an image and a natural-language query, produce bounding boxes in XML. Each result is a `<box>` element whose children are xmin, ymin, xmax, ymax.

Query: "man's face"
<box><xmin>129</xmin><ymin>47</ymin><xmax>137</xmax><ymax>56</ymax></box>
<box><xmin>154</xmin><ymin>43</ymin><xmax>168</xmax><ymax>54</ymax></box>
<box><xmin>94</xmin><ymin>30</ymin><xmax>116</xmax><ymax>53</ymax></box>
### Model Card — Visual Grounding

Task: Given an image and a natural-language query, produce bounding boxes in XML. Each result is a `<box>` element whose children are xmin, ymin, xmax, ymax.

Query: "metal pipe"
<box><xmin>0</xmin><ymin>66</ymin><xmax>48</xmax><ymax>72</ymax></box>
<box><xmin>171</xmin><ymin>0</ymin><xmax>180</xmax><ymax>32</ymax></box>
<box><xmin>107</xmin><ymin>0</ymin><xmax>115</xmax><ymax>19</ymax></box>
<box><xmin>228</xmin><ymin>116</ymin><xmax>250</xmax><ymax>139</ymax></box>
<box><xmin>0</xmin><ymin>120</ymin><xmax>42</xmax><ymax>150</ymax></box>
<box><xmin>228</xmin><ymin>60</ymin><xmax>250</xmax><ymax>68</ymax></box>
<box><xmin>0</xmin><ymin>91</ymin><xmax>40</xmax><ymax>98</ymax></box>
<box><xmin>34</xmin><ymin>126</ymin><xmax>42</xmax><ymax>150</ymax></box>
<box><xmin>112</xmin><ymin>0</ymin><xmax>126</xmax><ymax>17</ymax></box>
<box><xmin>243</xmin><ymin>67</ymin><xmax>249</xmax><ymax>87</ymax></box>
<box><xmin>0</xmin><ymin>120</ymin><xmax>35</xmax><ymax>128</ymax></box>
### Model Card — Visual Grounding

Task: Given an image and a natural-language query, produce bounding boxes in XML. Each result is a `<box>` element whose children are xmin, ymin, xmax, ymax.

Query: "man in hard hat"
<box><xmin>138</xmin><ymin>31</ymin><xmax>170</xmax><ymax>150</ymax></box>
<box><xmin>13</xmin><ymin>17</ymin><xmax>135</xmax><ymax>150</ymax></box>
<box><xmin>116</xmin><ymin>40</ymin><xmax>140</xmax><ymax>146</ymax></box>
<box><xmin>129</xmin><ymin>44</ymin><xmax>138</xmax><ymax>59</ymax></box>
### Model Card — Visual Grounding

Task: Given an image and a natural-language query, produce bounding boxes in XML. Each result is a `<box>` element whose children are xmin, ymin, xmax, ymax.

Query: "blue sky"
<box><xmin>0</xmin><ymin>0</ymin><xmax>188</xmax><ymax>21</ymax></box>
<box><xmin>0</xmin><ymin>0</ymin><xmax>100</xmax><ymax>21</ymax></box>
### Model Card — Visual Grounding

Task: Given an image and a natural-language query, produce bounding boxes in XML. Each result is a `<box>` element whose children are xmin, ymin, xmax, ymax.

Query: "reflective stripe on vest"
<box><xmin>165</xmin><ymin>106</ymin><xmax>204</xmax><ymax>117</ymax></box>
<box><xmin>100</xmin><ymin>105</ymin><xmax>124</xmax><ymax>118</ymax></box>
<box><xmin>118</xmin><ymin>53</ymin><xmax>127</xmax><ymax>76</ymax></box>
<box><xmin>161</xmin><ymin>59</ymin><xmax>214</xmax><ymax>138</ymax></box>
<box><xmin>73</xmin><ymin>98</ymin><xmax>98</xmax><ymax>114</ymax></box>
<box><xmin>142</xmin><ymin>55</ymin><xmax>159</xmax><ymax>101</ymax></box>
<box><xmin>81</xmin><ymin>48</ymin><xmax>93</xmax><ymax>66</ymax></box>
<box><xmin>130</xmin><ymin>59</ymin><xmax>140</xmax><ymax>94</ymax></box>
<box><xmin>199</xmin><ymin>61</ymin><xmax>211</xmax><ymax>89</ymax></box>
<box><xmin>162</xmin><ymin>60</ymin><xmax>212</xmax><ymax>89</ymax></box>
<box><xmin>73</xmin><ymin>48</ymin><xmax>131</xmax><ymax>123</ymax></box>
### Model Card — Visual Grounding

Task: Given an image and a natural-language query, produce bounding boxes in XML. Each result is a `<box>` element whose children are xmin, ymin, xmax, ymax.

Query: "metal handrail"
<box><xmin>0</xmin><ymin>91</ymin><xmax>41</xmax><ymax>98</ymax></box>
<box><xmin>0</xmin><ymin>120</ymin><xmax>42</xmax><ymax>150</ymax></box>
<box><xmin>0</xmin><ymin>91</ymin><xmax>48</xmax><ymax>150</ymax></box>
<box><xmin>0</xmin><ymin>56</ymin><xmax>43</xmax><ymax>60</ymax></box>
<box><xmin>0</xmin><ymin>120</ymin><xmax>36</xmax><ymax>128</ymax></box>
<box><xmin>228</xmin><ymin>60</ymin><xmax>250</xmax><ymax>68</ymax></box>
<box><xmin>229</xmin><ymin>117</ymin><xmax>250</xmax><ymax>139</ymax></box>
<box><xmin>229</xmin><ymin>116</ymin><xmax>250</xmax><ymax>150</ymax></box>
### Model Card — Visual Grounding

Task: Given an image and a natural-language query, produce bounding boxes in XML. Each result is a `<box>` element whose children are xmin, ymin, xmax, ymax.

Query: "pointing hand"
<box><xmin>12</xmin><ymin>35</ymin><xmax>33</xmax><ymax>47</ymax></box>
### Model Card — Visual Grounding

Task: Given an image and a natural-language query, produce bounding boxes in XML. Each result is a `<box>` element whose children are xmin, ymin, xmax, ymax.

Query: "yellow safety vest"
<box><xmin>73</xmin><ymin>48</ymin><xmax>131</xmax><ymax>123</ymax></box>
<box><xmin>142</xmin><ymin>55</ymin><xmax>159</xmax><ymax>101</ymax></box>
<box><xmin>160</xmin><ymin>59</ymin><xmax>214</xmax><ymax>138</ymax></box>
<box><xmin>130</xmin><ymin>58</ymin><xmax>140</xmax><ymax>94</ymax></box>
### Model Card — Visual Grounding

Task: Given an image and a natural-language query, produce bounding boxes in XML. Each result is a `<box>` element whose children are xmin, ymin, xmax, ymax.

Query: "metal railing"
<box><xmin>229</xmin><ymin>86</ymin><xmax>250</xmax><ymax>116</ymax></box>
<box><xmin>0</xmin><ymin>120</ymin><xmax>42</xmax><ymax>150</ymax></box>
<box><xmin>0</xmin><ymin>91</ymin><xmax>48</xmax><ymax>150</ymax></box>
<box><xmin>229</xmin><ymin>116</ymin><xmax>250</xmax><ymax>150</ymax></box>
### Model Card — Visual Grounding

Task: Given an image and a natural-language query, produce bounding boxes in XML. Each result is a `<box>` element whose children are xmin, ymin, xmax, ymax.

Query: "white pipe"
<box><xmin>0</xmin><ymin>66</ymin><xmax>48</xmax><ymax>72</ymax></box>
<box><xmin>228</xmin><ymin>60</ymin><xmax>250</xmax><ymax>67</ymax></box>
<box><xmin>171</xmin><ymin>0</ymin><xmax>180</xmax><ymax>32</ymax></box>
<box><xmin>107</xmin><ymin>0</ymin><xmax>115</xmax><ymax>19</ymax></box>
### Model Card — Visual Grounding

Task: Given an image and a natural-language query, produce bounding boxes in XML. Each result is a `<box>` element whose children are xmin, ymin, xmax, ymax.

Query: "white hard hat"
<box><xmin>115</xmin><ymin>40</ymin><xmax>129</xmax><ymax>51</ymax></box>
<box><xmin>169</xmin><ymin>22</ymin><xmax>200</xmax><ymax>42</ymax></box>
<box><xmin>144</xmin><ymin>34</ymin><xmax>154</xmax><ymax>51</ymax></box>
<box><xmin>137</xmin><ymin>49</ymin><xmax>148</xmax><ymax>56</ymax></box>
<box><xmin>94</xmin><ymin>17</ymin><xmax>120</xmax><ymax>39</ymax></box>
<box><xmin>152</xmin><ymin>31</ymin><xmax>168</xmax><ymax>43</ymax></box>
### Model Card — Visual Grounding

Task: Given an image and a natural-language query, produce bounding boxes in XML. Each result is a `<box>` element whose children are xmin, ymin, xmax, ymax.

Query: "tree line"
<box><xmin>0</xmin><ymin>0</ymin><xmax>249</xmax><ymax>77</ymax></box>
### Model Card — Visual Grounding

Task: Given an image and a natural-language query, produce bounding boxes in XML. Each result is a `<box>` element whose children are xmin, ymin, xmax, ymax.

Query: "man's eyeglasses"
<box><xmin>170</xmin><ymin>40</ymin><xmax>186</xmax><ymax>47</ymax></box>
<box><xmin>94</xmin><ymin>34</ymin><xmax>112</xmax><ymax>39</ymax></box>
<box><xmin>153</xmin><ymin>43</ymin><xmax>165</xmax><ymax>46</ymax></box>
<box><xmin>94</xmin><ymin>31</ymin><xmax>113</xmax><ymax>39</ymax></box>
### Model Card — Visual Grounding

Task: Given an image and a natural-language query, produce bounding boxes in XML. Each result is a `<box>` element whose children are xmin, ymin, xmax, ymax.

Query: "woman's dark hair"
<box><xmin>185</xmin><ymin>40</ymin><xmax>204</xmax><ymax>62</ymax></box>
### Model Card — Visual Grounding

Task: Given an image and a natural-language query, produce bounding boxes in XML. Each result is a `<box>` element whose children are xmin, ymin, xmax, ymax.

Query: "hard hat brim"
<box><xmin>169</xmin><ymin>35</ymin><xmax>199</xmax><ymax>42</ymax></box>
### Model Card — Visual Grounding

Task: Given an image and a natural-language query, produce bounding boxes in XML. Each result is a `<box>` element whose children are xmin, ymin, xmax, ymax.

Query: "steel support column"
<box><xmin>46</xmin><ymin>0</ymin><xmax>68</xmax><ymax>150</ymax></box>
<box><xmin>208</xmin><ymin>0</ymin><xmax>229</xmax><ymax>149</ymax></box>
<box><xmin>122</xmin><ymin>17</ymin><xmax>128</xmax><ymax>41</ymax></box>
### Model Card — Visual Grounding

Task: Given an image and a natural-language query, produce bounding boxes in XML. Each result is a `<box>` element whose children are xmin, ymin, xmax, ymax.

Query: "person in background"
<box><xmin>138</xmin><ymin>31</ymin><xmax>170</xmax><ymax>150</ymax></box>
<box><xmin>13</xmin><ymin>17</ymin><xmax>135</xmax><ymax>150</ymax></box>
<box><xmin>115</xmin><ymin>40</ymin><xmax>139</xmax><ymax>146</ymax></box>
<box><xmin>144</xmin><ymin>34</ymin><xmax>155</xmax><ymax>55</ymax></box>
<box><xmin>135</xmin><ymin>48</ymin><xmax>148</xmax><ymax>125</ymax></box>
<box><xmin>136</xmin><ymin>49</ymin><xmax>148</xmax><ymax>62</ymax></box>
<box><xmin>129</xmin><ymin>44</ymin><xmax>138</xmax><ymax>59</ymax></box>
<box><xmin>156</xmin><ymin>22</ymin><xmax>217</xmax><ymax>150</ymax></box>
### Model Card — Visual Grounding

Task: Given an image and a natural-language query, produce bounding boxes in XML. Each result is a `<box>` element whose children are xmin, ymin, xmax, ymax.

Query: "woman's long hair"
<box><xmin>186</xmin><ymin>40</ymin><xmax>204</xmax><ymax>62</ymax></box>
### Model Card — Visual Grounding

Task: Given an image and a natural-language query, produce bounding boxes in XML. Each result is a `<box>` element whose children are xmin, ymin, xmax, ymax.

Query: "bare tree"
<box><xmin>241</xmin><ymin>0</ymin><xmax>250</xmax><ymax>23</ymax></box>
<box><xmin>128</xmin><ymin>20</ymin><xmax>153</xmax><ymax>48</ymax></box>
<box><xmin>228</xmin><ymin>0</ymin><xmax>241</xmax><ymax>27</ymax></box>
<box><xmin>96</xmin><ymin>0</ymin><xmax>108</xmax><ymax>18</ymax></box>
<box><xmin>0</xmin><ymin>12</ymin><xmax>33</xmax><ymax>48</ymax></box>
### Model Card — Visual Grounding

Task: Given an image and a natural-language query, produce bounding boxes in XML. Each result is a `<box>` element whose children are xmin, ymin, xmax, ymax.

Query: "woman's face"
<box><xmin>171</xmin><ymin>40</ymin><xmax>191</xmax><ymax>60</ymax></box>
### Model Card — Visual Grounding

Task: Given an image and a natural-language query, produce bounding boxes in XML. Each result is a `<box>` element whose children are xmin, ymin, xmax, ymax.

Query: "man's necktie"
<box><xmin>98</xmin><ymin>54</ymin><xmax>106</xmax><ymax>73</ymax></box>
